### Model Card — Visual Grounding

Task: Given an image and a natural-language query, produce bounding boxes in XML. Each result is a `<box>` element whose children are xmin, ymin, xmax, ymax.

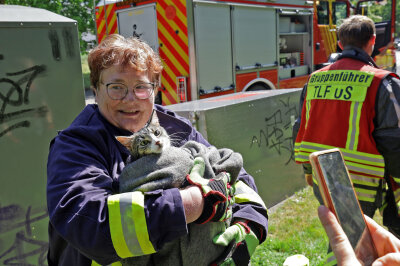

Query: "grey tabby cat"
<box><xmin>116</xmin><ymin>123</ymin><xmax>171</xmax><ymax>161</ymax></box>
<box><xmin>115</xmin><ymin>110</ymin><xmax>244</xmax><ymax>266</ymax></box>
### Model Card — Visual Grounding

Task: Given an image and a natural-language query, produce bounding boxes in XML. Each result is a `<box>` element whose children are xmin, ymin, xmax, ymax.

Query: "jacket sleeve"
<box><xmin>185</xmin><ymin>119</ymin><xmax>269</xmax><ymax>243</ymax></box>
<box><xmin>293</xmin><ymin>84</ymin><xmax>313</xmax><ymax>175</ymax></box>
<box><xmin>373</xmin><ymin>75</ymin><xmax>400</xmax><ymax>203</ymax></box>
<box><xmin>47</xmin><ymin>127</ymin><xmax>187</xmax><ymax>265</ymax></box>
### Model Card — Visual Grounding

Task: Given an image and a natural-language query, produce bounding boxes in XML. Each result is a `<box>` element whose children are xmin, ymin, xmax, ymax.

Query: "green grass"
<box><xmin>251</xmin><ymin>186</ymin><xmax>328</xmax><ymax>265</ymax></box>
<box><xmin>251</xmin><ymin>186</ymin><xmax>384</xmax><ymax>265</ymax></box>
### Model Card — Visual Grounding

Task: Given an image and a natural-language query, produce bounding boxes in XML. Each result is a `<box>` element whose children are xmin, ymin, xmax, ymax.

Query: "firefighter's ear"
<box><xmin>370</xmin><ymin>34</ymin><xmax>376</xmax><ymax>46</ymax></box>
<box><xmin>338</xmin><ymin>40</ymin><xmax>344</xmax><ymax>51</ymax></box>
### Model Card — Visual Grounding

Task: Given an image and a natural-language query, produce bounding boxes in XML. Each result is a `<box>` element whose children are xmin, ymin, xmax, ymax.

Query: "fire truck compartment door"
<box><xmin>194</xmin><ymin>3</ymin><xmax>233</xmax><ymax>94</ymax></box>
<box><xmin>116</xmin><ymin>4</ymin><xmax>158</xmax><ymax>52</ymax></box>
<box><xmin>232</xmin><ymin>6</ymin><xmax>277</xmax><ymax>69</ymax></box>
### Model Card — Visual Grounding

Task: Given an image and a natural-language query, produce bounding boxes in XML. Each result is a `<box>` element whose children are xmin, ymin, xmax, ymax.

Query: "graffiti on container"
<box><xmin>0</xmin><ymin>203</ymin><xmax>48</xmax><ymax>265</ymax></box>
<box><xmin>250</xmin><ymin>96</ymin><xmax>298</xmax><ymax>165</ymax></box>
<box><xmin>0</xmin><ymin>65</ymin><xmax>49</xmax><ymax>138</ymax></box>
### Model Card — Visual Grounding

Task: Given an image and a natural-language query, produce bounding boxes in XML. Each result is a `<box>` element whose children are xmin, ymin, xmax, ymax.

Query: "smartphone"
<box><xmin>309</xmin><ymin>148</ymin><xmax>378</xmax><ymax>265</ymax></box>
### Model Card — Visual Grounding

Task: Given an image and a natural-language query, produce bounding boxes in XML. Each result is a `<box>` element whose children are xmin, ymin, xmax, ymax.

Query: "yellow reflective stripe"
<box><xmin>393</xmin><ymin>176</ymin><xmax>400</xmax><ymax>184</ymax></box>
<box><xmin>91</xmin><ymin>261</ymin><xmax>122</xmax><ymax>266</ymax></box>
<box><xmin>295</xmin><ymin>141</ymin><xmax>384</xmax><ymax>167</ymax></box>
<box><xmin>346</xmin><ymin>161</ymin><xmax>384</xmax><ymax>177</ymax></box>
<box><xmin>357</xmin><ymin>196</ymin><xmax>375</xmax><ymax>203</ymax></box>
<box><xmin>354</xmin><ymin>187</ymin><xmax>377</xmax><ymax>195</ymax></box>
<box><xmin>341</xmin><ymin>151</ymin><xmax>384</xmax><ymax>167</ymax></box>
<box><xmin>108</xmin><ymin>194</ymin><xmax>134</xmax><ymax>258</ymax></box>
<box><xmin>305</xmin><ymin>99</ymin><xmax>311</xmax><ymax>129</ymax></box>
<box><xmin>119</xmin><ymin>193</ymin><xmax>143</xmax><ymax>256</ymax></box>
<box><xmin>131</xmin><ymin>192</ymin><xmax>156</xmax><ymax>254</ymax></box>
<box><xmin>294</xmin><ymin>151</ymin><xmax>311</xmax><ymax>162</ymax></box>
<box><xmin>108</xmin><ymin>192</ymin><xmax>155</xmax><ymax>258</ymax></box>
<box><xmin>234</xmin><ymin>181</ymin><xmax>267</xmax><ymax>210</ymax></box>
<box><xmin>355</xmin><ymin>187</ymin><xmax>376</xmax><ymax>202</ymax></box>
<box><xmin>346</xmin><ymin>101</ymin><xmax>362</xmax><ymax>150</ymax></box>
<box><xmin>394</xmin><ymin>188</ymin><xmax>400</xmax><ymax>202</ymax></box>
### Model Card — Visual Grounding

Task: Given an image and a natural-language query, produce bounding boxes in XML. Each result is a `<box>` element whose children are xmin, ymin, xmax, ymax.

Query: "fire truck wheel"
<box><xmin>247</xmin><ymin>83</ymin><xmax>271</xmax><ymax>91</ymax></box>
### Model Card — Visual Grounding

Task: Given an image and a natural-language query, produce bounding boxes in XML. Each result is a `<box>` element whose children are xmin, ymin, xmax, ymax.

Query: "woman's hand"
<box><xmin>318</xmin><ymin>205</ymin><xmax>400</xmax><ymax>266</ymax></box>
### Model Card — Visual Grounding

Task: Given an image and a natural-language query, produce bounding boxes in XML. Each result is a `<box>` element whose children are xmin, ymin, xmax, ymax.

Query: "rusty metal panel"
<box><xmin>168</xmin><ymin>89</ymin><xmax>305</xmax><ymax>207</ymax></box>
<box><xmin>0</xmin><ymin>5</ymin><xmax>84</xmax><ymax>264</ymax></box>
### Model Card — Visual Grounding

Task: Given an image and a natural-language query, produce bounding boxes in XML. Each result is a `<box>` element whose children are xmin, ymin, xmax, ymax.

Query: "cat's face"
<box><xmin>116</xmin><ymin>125</ymin><xmax>170</xmax><ymax>159</ymax></box>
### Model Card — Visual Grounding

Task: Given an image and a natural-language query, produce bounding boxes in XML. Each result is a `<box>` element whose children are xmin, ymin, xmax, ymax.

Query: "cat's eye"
<box><xmin>140</xmin><ymin>140</ymin><xmax>150</xmax><ymax>146</ymax></box>
<box><xmin>154</xmin><ymin>130</ymin><xmax>161</xmax><ymax>136</ymax></box>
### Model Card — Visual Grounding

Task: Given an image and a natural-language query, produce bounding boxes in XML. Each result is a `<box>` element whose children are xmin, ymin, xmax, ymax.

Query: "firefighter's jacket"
<box><xmin>293</xmin><ymin>47</ymin><xmax>400</xmax><ymax>207</ymax></box>
<box><xmin>47</xmin><ymin>104</ymin><xmax>268</xmax><ymax>266</ymax></box>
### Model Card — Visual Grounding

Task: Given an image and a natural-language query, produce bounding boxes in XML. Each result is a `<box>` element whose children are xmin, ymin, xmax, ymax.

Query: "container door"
<box><xmin>194</xmin><ymin>3</ymin><xmax>233</xmax><ymax>95</ymax></box>
<box><xmin>116</xmin><ymin>4</ymin><xmax>158</xmax><ymax>51</ymax></box>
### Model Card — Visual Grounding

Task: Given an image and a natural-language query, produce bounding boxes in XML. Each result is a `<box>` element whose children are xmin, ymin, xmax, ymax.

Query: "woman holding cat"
<box><xmin>46</xmin><ymin>34</ymin><xmax>267</xmax><ymax>266</ymax></box>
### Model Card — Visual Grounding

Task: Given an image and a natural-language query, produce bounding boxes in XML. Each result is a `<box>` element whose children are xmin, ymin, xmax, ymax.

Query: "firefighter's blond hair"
<box><xmin>88</xmin><ymin>34</ymin><xmax>163</xmax><ymax>89</ymax></box>
<box><xmin>338</xmin><ymin>15</ymin><xmax>375</xmax><ymax>49</ymax></box>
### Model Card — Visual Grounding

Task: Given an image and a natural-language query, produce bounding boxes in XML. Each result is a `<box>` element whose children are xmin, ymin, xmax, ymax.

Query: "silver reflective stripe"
<box><xmin>346</xmin><ymin>164</ymin><xmax>383</xmax><ymax>177</ymax></box>
<box><xmin>119</xmin><ymin>193</ymin><xmax>142</xmax><ymax>256</ymax></box>
<box><xmin>351</xmin><ymin>173</ymin><xmax>380</xmax><ymax>186</ymax></box>
<box><xmin>295</xmin><ymin>154</ymin><xmax>309</xmax><ymax>161</ymax></box>
<box><xmin>341</xmin><ymin>151</ymin><xmax>384</xmax><ymax>165</ymax></box>
<box><xmin>297</xmin><ymin>143</ymin><xmax>324</xmax><ymax>151</ymax></box>
<box><xmin>355</xmin><ymin>189</ymin><xmax>376</xmax><ymax>199</ymax></box>
<box><xmin>348</xmin><ymin>101</ymin><xmax>360</xmax><ymax>150</ymax></box>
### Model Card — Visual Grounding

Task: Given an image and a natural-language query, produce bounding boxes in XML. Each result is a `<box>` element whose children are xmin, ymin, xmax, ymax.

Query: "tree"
<box><xmin>4</xmin><ymin>0</ymin><xmax>96</xmax><ymax>53</ymax></box>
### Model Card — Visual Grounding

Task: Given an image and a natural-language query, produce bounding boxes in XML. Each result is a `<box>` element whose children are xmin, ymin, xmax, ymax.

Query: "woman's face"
<box><xmin>95</xmin><ymin>65</ymin><xmax>155</xmax><ymax>133</ymax></box>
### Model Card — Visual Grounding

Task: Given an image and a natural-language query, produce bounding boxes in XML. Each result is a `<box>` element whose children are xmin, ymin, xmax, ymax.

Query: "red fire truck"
<box><xmin>314</xmin><ymin>0</ymin><xmax>397</xmax><ymax>71</ymax></box>
<box><xmin>94</xmin><ymin>0</ymin><xmax>397</xmax><ymax>105</ymax></box>
<box><xmin>95</xmin><ymin>0</ymin><xmax>315</xmax><ymax>105</ymax></box>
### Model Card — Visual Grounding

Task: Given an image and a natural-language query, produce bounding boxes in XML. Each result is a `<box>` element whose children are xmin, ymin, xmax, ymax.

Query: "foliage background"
<box><xmin>2</xmin><ymin>0</ymin><xmax>400</xmax><ymax>52</ymax></box>
<box><xmin>2</xmin><ymin>0</ymin><xmax>96</xmax><ymax>53</ymax></box>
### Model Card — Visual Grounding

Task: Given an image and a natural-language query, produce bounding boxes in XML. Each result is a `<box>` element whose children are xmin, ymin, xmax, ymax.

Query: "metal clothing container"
<box><xmin>0</xmin><ymin>5</ymin><xmax>84</xmax><ymax>264</ymax></box>
<box><xmin>168</xmin><ymin>89</ymin><xmax>305</xmax><ymax>208</ymax></box>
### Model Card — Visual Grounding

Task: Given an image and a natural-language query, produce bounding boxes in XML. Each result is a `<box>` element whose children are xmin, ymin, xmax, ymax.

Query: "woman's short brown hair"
<box><xmin>338</xmin><ymin>15</ymin><xmax>375</xmax><ymax>49</ymax></box>
<box><xmin>88</xmin><ymin>34</ymin><xmax>163</xmax><ymax>89</ymax></box>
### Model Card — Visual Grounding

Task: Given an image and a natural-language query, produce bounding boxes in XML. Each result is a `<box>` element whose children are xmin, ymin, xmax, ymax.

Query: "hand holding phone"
<box><xmin>309</xmin><ymin>148</ymin><xmax>378</xmax><ymax>265</ymax></box>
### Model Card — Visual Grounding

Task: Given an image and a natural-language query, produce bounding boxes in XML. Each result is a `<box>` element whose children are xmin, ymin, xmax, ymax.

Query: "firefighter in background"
<box><xmin>47</xmin><ymin>34</ymin><xmax>267</xmax><ymax>266</ymax></box>
<box><xmin>293</xmin><ymin>15</ymin><xmax>400</xmax><ymax>264</ymax></box>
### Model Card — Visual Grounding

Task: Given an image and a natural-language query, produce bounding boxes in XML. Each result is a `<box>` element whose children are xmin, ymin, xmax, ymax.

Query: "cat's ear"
<box><xmin>115</xmin><ymin>136</ymin><xmax>132</xmax><ymax>149</ymax></box>
<box><xmin>151</xmin><ymin>110</ymin><xmax>160</xmax><ymax>126</ymax></box>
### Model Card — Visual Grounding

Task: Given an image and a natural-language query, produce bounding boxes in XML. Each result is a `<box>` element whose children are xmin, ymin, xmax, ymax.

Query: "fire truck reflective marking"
<box><xmin>319</xmin><ymin>25</ymin><xmax>336</xmax><ymax>58</ymax></box>
<box><xmin>96</xmin><ymin>7</ymin><xmax>106</xmax><ymax>41</ymax></box>
<box><xmin>159</xmin><ymin>41</ymin><xmax>188</xmax><ymax>78</ymax></box>
<box><xmin>157</xmin><ymin>7</ymin><xmax>188</xmax><ymax>50</ymax></box>
<box><xmin>158</xmin><ymin>31</ymin><xmax>189</xmax><ymax>73</ymax></box>
<box><xmin>106</xmin><ymin>4</ymin><xmax>118</xmax><ymax>36</ymax></box>
<box><xmin>156</xmin><ymin>0</ymin><xmax>188</xmax><ymax>105</ymax></box>
<box><xmin>160</xmin><ymin>0</ymin><xmax>188</xmax><ymax>35</ymax></box>
<box><xmin>169</xmin><ymin>0</ymin><xmax>186</xmax><ymax>16</ymax></box>
<box><xmin>96</xmin><ymin>4</ymin><xmax>118</xmax><ymax>44</ymax></box>
<box><xmin>161</xmin><ymin>75</ymin><xmax>176</xmax><ymax>105</ymax></box>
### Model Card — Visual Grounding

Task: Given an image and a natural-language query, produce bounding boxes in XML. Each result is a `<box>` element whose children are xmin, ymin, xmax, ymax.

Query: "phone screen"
<box><xmin>318</xmin><ymin>151</ymin><xmax>378</xmax><ymax>264</ymax></box>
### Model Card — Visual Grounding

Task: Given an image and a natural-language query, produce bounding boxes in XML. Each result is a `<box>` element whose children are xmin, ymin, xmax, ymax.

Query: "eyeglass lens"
<box><xmin>106</xmin><ymin>83</ymin><xmax>153</xmax><ymax>100</ymax></box>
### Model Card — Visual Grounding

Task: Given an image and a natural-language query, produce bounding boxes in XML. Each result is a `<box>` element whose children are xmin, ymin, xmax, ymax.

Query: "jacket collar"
<box><xmin>338</xmin><ymin>46</ymin><xmax>378</xmax><ymax>68</ymax></box>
